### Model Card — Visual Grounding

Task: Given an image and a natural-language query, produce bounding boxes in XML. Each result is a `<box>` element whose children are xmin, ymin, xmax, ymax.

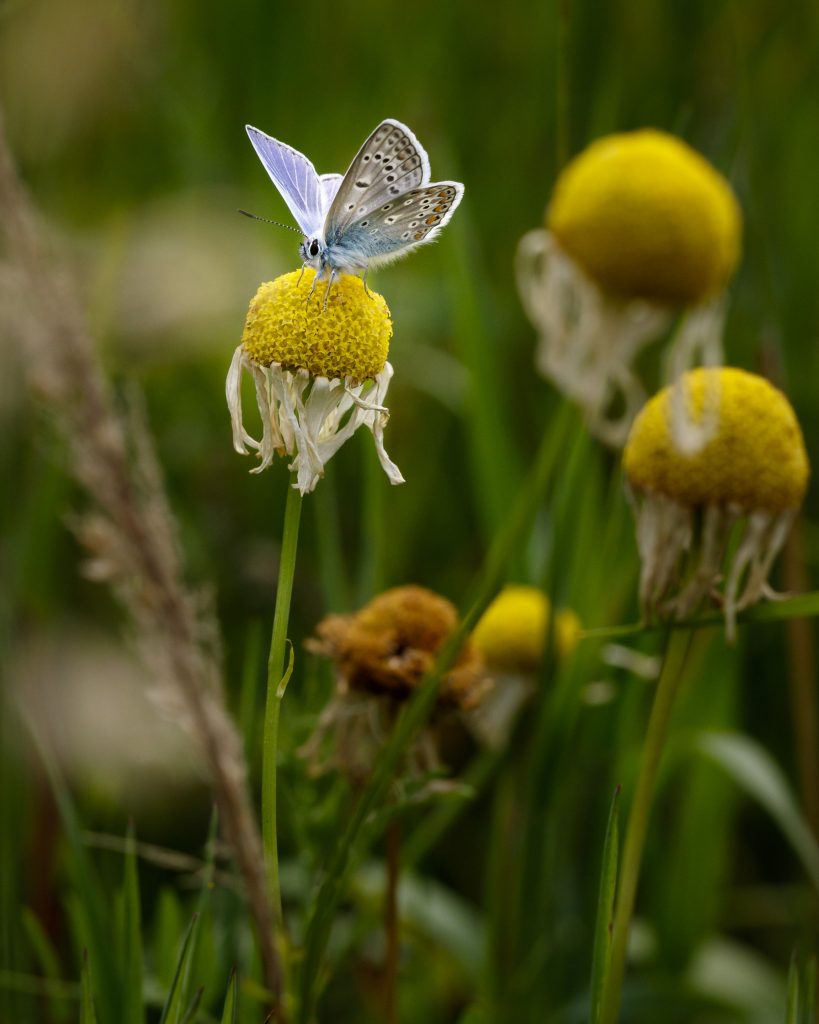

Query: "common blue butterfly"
<box><xmin>245</xmin><ymin>119</ymin><xmax>464</xmax><ymax>300</ymax></box>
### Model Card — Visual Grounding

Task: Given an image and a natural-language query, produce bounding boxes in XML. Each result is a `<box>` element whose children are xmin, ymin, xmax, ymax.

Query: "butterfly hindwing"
<box><xmin>325</xmin><ymin>119</ymin><xmax>431</xmax><ymax>237</ymax></box>
<box><xmin>326</xmin><ymin>182</ymin><xmax>464</xmax><ymax>269</ymax></box>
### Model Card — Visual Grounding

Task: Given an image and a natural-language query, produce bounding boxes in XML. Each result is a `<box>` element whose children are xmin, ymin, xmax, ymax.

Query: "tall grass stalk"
<box><xmin>598</xmin><ymin>629</ymin><xmax>693</xmax><ymax>1024</ymax></box>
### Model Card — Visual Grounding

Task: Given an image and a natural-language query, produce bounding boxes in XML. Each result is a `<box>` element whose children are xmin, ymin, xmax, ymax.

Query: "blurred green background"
<box><xmin>2</xmin><ymin>0</ymin><xmax>819</xmax><ymax>1021</ymax></box>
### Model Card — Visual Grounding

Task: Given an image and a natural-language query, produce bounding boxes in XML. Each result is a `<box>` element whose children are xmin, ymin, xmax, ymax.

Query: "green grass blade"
<box><xmin>25</xmin><ymin>721</ymin><xmax>119</xmax><ymax>1022</ymax></box>
<box><xmin>22</xmin><ymin>907</ymin><xmax>70</xmax><ymax>1023</ymax></box>
<box><xmin>80</xmin><ymin>951</ymin><xmax>98</xmax><ymax>1024</ymax></box>
<box><xmin>158</xmin><ymin>914</ymin><xmax>199</xmax><ymax>1024</ymax></box>
<box><xmin>121</xmin><ymin>824</ymin><xmax>145</xmax><ymax>1024</ymax></box>
<box><xmin>786</xmin><ymin>952</ymin><xmax>800</xmax><ymax>1024</ymax></box>
<box><xmin>589</xmin><ymin>786</ymin><xmax>621</xmax><ymax>1024</ymax></box>
<box><xmin>695</xmin><ymin>732</ymin><xmax>819</xmax><ymax>893</ymax></box>
<box><xmin>220</xmin><ymin>970</ymin><xmax>238</xmax><ymax>1024</ymax></box>
<box><xmin>179</xmin><ymin>986</ymin><xmax>204</xmax><ymax>1024</ymax></box>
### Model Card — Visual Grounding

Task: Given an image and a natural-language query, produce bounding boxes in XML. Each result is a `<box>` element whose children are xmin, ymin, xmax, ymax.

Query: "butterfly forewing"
<box><xmin>246</xmin><ymin>125</ymin><xmax>328</xmax><ymax>237</ymax></box>
<box><xmin>325</xmin><ymin>119</ymin><xmax>431</xmax><ymax>236</ymax></box>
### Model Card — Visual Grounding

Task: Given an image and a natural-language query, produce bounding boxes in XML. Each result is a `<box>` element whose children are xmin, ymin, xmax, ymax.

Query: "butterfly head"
<box><xmin>299</xmin><ymin>237</ymin><xmax>324</xmax><ymax>269</ymax></box>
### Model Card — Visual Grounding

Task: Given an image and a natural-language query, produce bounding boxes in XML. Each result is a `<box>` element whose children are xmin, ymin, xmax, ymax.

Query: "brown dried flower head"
<box><xmin>310</xmin><ymin>585</ymin><xmax>488</xmax><ymax>710</ymax></box>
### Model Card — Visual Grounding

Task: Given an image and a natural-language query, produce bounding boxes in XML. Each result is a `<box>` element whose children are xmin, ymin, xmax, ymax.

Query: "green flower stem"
<box><xmin>599</xmin><ymin>629</ymin><xmax>692</xmax><ymax>1024</ymax></box>
<box><xmin>263</xmin><ymin>482</ymin><xmax>303</xmax><ymax>928</ymax></box>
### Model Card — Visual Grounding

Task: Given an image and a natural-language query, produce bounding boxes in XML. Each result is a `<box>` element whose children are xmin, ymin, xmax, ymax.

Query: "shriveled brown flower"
<box><xmin>310</xmin><ymin>585</ymin><xmax>487</xmax><ymax>710</ymax></box>
<box><xmin>303</xmin><ymin>586</ymin><xmax>489</xmax><ymax>783</ymax></box>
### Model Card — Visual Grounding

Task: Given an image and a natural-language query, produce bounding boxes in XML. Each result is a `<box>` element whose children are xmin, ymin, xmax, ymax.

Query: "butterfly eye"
<box><xmin>309</xmin><ymin>240</ymin><xmax>319</xmax><ymax>257</ymax></box>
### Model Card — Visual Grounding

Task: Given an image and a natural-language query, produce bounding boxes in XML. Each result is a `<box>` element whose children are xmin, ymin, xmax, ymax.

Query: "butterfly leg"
<box><xmin>362</xmin><ymin>268</ymin><xmax>372</xmax><ymax>298</ymax></box>
<box><xmin>322</xmin><ymin>269</ymin><xmax>337</xmax><ymax>312</ymax></box>
<box><xmin>305</xmin><ymin>270</ymin><xmax>321</xmax><ymax>307</ymax></box>
<box><xmin>297</xmin><ymin>261</ymin><xmax>309</xmax><ymax>287</ymax></box>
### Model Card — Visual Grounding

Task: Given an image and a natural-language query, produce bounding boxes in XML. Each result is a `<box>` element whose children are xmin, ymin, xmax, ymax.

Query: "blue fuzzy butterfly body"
<box><xmin>245</xmin><ymin>119</ymin><xmax>464</xmax><ymax>282</ymax></box>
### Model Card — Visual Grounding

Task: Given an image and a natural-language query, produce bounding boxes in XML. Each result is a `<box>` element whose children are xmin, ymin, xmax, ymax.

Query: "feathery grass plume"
<box><xmin>303</xmin><ymin>585</ymin><xmax>489</xmax><ymax>783</ymax></box>
<box><xmin>227</xmin><ymin>270</ymin><xmax>403</xmax><ymax>494</ymax></box>
<box><xmin>468</xmin><ymin>584</ymin><xmax>580</xmax><ymax>745</ymax></box>
<box><xmin>624</xmin><ymin>367</ymin><xmax>809</xmax><ymax>640</ymax></box>
<box><xmin>0</xmin><ymin>109</ymin><xmax>285</xmax><ymax>1011</ymax></box>
<box><xmin>517</xmin><ymin>130</ymin><xmax>742</xmax><ymax>446</ymax></box>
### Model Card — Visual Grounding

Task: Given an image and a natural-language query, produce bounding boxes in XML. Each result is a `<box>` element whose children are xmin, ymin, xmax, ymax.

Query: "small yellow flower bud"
<box><xmin>241</xmin><ymin>270</ymin><xmax>392</xmax><ymax>381</ymax></box>
<box><xmin>472</xmin><ymin>585</ymin><xmax>580</xmax><ymax>673</ymax></box>
<box><xmin>549</xmin><ymin>129</ymin><xmax>741</xmax><ymax>305</ymax></box>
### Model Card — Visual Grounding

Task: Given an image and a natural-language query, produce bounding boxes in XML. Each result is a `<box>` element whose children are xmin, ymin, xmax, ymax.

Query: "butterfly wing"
<box><xmin>326</xmin><ymin>181</ymin><xmax>464</xmax><ymax>270</ymax></box>
<box><xmin>319</xmin><ymin>172</ymin><xmax>344</xmax><ymax>212</ymax></box>
<box><xmin>324</xmin><ymin>119</ymin><xmax>431</xmax><ymax>237</ymax></box>
<box><xmin>245</xmin><ymin>125</ymin><xmax>329</xmax><ymax>237</ymax></box>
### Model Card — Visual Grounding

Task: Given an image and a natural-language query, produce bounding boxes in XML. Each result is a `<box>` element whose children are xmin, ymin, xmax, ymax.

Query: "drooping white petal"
<box><xmin>226</xmin><ymin>353</ymin><xmax>403</xmax><ymax>494</ymax></box>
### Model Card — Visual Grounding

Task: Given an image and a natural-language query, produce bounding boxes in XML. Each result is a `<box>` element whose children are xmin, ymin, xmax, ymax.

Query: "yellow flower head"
<box><xmin>226</xmin><ymin>271</ymin><xmax>403</xmax><ymax>493</ymax></box>
<box><xmin>548</xmin><ymin>130</ymin><xmax>742</xmax><ymax>306</ymax></box>
<box><xmin>472</xmin><ymin>585</ymin><xmax>581</xmax><ymax>673</ymax></box>
<box><xmin>625</xmin><ymin>368</ymin><xmax>809</xmax><ymax>512</ymax></box>
<box><xmin>623</xmin><ymin>368</ymin><xmax>809</xmax><ymax>639</ymax></box>
<box><xmin>242</xmin><ymin>270</ymin><xmax>392</xmax><ymax>381</ymax></box>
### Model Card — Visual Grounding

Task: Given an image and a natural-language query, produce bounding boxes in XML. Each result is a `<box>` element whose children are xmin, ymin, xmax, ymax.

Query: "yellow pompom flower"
<box><xmin>303</xmin><ymin>585</ymin><xmax>489</xmax><ymax>781</ymax></box>
<box><xmin>466</xmin><ymin>586</ymin><xmax>580</xmax><ymax>748</ymax></box>
<box><xmin>226</xmin><ymin>269</ymin><xmax>403</xmax><ymax>494</ymax></box>
<box><xmin>624</xmin><ymin>368</ymin><xmax>809</xmax><ymax>639</ymax></box>
<box><xmin>472</xmin><ymin>585</ymin><xmax>580</xmax><ymax>673</ymax></box>
<box><xmin>517</xmin><ymin>129</ymin><xmax>742</xmax><ymax>447</ymax></box>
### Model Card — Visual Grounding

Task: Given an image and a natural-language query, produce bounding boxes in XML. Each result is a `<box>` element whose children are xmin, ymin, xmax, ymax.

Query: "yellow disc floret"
<box><xmin>548</xmin><ymin>129</ymin><xmax>742</xmax><ymax>305</ymax></box>
<box><xmin>241</xmin><ymin>269</ymin><xmax>392</xmax><ymax>381</ymax></box>
<box><xmin>472</xmin><ymin>585</ymin><xmax>580</xmax><ymax>673</ymax></box>
<box><xmin>624</xmin><ymin>368</ymin><xmax>809</xmax><ymax>512</ymax></box>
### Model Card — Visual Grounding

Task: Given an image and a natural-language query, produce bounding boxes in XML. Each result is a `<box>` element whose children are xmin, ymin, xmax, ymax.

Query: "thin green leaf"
<box><xmin>159</xmin><ymin>810</ymin><xmax>218</xmax><ymax>1024</ymax></box>
<box><xmin>695</xmin><ymin>732</ymin><xmax>819</xmax><ymax>894</ymax></box>
<box><xmin>804</xmin><ymin>957</ymin><xmax>817</xmax><ymax>1024</ymax></box>
<box><xmin>179</xmin><ymin>985</ymin><xmax>204</xmax><ymax>1024</ymax></box>
<box><xmin>122</xmin><ymin>824</ymin><xmax>145</xmax><ymax>1024</ymax></box>
<box><xmin>24</xmin><ymin>720</ymin><xmax>118</xmax><ymax>1022</ymax></box>
<box><xmin>580</xmin><ymin>590</ymin><xmax>819</xmax><ymax>643</ymax></box>
<box><xmin>158</xmin><ymin>914</ymin><xmax>199</xmax><ymax>1024</ymax></box>
<box><xmin>22</xmin><ymin>907</ymin><xmax>70</xmax><ymax>1023</ymax></box>
<box><xmin>220</xmin><ymin>970</ymin><xmax>238</xmax><ymax>1024</ymax></box>
<box><xmin>589</xmin><ymin>786</ymin><xmax>621</xmax><ymax>1024</ymax></box>
<box><xmin>80</xmin><ymin>951</ymin><xmax>98</xmax><ymax>1024</ymax></box>
<box><xmin>786</xmin><ymin>952</ymin><xmax>800</xmax><ymax>1024</ymax></box>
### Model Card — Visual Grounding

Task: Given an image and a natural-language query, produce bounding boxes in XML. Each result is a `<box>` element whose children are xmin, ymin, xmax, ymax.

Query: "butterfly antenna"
<box><xmin>238</xmin><ymin>209</ymin><xmax>303</xmax><ymax>234</ymax></box>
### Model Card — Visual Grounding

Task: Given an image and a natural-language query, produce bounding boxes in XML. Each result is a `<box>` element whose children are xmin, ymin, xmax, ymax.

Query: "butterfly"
<box><xmin>245</xmin><ymin>119</ymin><xmax>464</xmax><ymax>303</ymax></box>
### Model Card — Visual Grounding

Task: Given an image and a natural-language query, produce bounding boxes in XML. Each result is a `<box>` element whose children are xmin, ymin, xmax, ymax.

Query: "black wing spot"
<box><xmin>402</xmin><ymin>231</ymin><xmax>411</xmax><ymax>239</ymax></box>
<box><xmin>390</xmin><ymin>187</ymin><xmax>400</xmax><ymax>195</ymax></box>
<box><xmin>363</xmin><ymin>154</ymin><xmax>371</xmax><ymax>162</ymax></box>
<box><xmin>381</xmin><ymin>204</ymin><xmax>392</xmax><ymax>211</ymax></box>
<box><xmin>347</xmin><ymin>204</ymin><xmax>354</xmax><ymax>211</ymax></box>
<box><xmin>386</xmin><ymin>175</ymin><xmax>395</xmax><ymax>182</ymax></box>
<box><xmin>355</xmin><ymin>181</ymin><xmax>369</xmax><ymax>189</ymax></box>
<box><xmin>385</xmin><ymin>216</ymin><xmax>396</xmax><ymax>224</ymax></box>
<box><xmin>361</xmin><ymin>220</ymin><xmax>369</xmax><ymax>227</ymax></box>
<box><xmin>374</xmin><ymin>153</ymin><xmax>382</xmax><ymax>161</ymax></box>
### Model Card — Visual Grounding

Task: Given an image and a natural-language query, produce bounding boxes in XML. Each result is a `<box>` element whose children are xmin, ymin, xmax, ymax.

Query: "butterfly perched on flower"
<box><xmin>244</xmin><ymin>119</ymin><xmax>464</xmax><ymax>300</ymax></box>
